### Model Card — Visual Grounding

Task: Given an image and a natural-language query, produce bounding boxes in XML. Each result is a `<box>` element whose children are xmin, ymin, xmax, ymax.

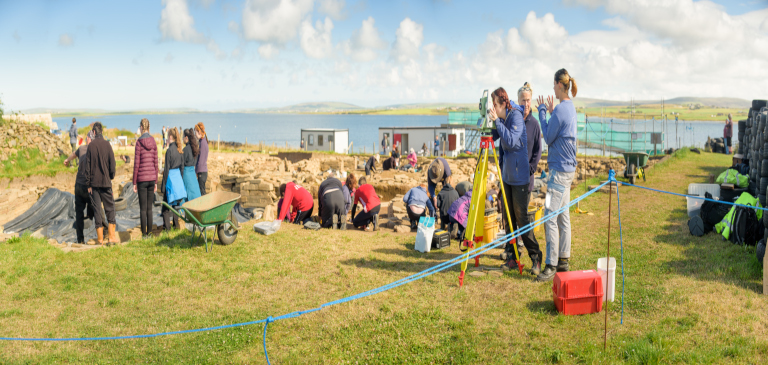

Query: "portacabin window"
<box><xmin>318</xmin><ymin>134</ymin><xmax>324</xmax><ymax>146</ymax></box>
<box><xmin>308</xmin><ymin>134</ymin><xmax>314</xmax><ymax>146</ymax></box>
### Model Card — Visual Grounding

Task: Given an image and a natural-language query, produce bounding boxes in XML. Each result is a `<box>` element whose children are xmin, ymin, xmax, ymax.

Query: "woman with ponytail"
<box><xmin>194</xmin><ymin>122</ymin><xmax>209</xmax><ymax>195</ymax></box>
<box><xmin>160</xmin><ymin>127</ymin><xmax>186</xmax><ymax>231</ymax></box>
<box><xmin>133</xmin><ymin>118</ymin><xmax>158</xmax><ymax>238</ymax></box>
<box><xmin>182</xmin><ymin>128</ymin><xmax>202</xmax><ymax>202</ymax></box>
<box><xmin>534</xmin><ymin>68</ymin><xmax>578</xmax><ymax>282</ymax></box>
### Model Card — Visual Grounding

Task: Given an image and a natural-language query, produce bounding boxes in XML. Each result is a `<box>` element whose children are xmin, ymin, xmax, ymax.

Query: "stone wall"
<box><xmin>1</xmin><ymin>113</ymin><xmax>58</xmax><ymax>130</ymax></box>
<box><xmin>0</xmin><ymin>120</ymin><xmax>71</xmax><ymax>161</ymax></box>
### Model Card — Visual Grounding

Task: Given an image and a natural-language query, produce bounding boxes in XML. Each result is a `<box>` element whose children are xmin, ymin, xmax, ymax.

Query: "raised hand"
<box><xmin>546</xmin><ymin>95</ymin><xmax>555</xmax><ymax>114</ymax></box>
<box><xmin>536</xmin><ymin>96</ymin><xmax>546</xmax><ymax>110</ymax></box>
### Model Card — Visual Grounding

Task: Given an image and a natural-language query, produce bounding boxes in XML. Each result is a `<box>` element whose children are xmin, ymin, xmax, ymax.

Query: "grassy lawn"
<box><xmin>0</xmin><ymin>148</ymin><xmax>72</xmax><ymax>179</ymax></box>
<box><xmin>582</xmin><ymin>104</ymin><xmax>747</xmax><ymax>122</ymax></box>
<box><xmin>1</xmin><ymin>150</ymin><xmax>767</xmax><ymax>364</ymax></box>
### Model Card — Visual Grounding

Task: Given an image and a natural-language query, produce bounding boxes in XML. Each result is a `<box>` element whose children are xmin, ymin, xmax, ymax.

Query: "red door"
<box><xmin>448</xmin><ymin>134</ymin><xmax>457</xmax><ymax>151</ymax></box>
<box><xmin>393</xmin><ymin>134</ymin><xmax>402</xmax><ymax>151</ymax></box>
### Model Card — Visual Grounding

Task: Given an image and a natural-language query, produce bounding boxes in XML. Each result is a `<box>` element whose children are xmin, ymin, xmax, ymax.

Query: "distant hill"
<box><xmin>573</xmin><ymin>97</ymin><xmax>751</xmax><ymax>109</ymax></box>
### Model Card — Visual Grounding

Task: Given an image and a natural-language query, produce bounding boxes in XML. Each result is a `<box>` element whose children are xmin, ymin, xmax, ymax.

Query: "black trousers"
<box><xmin>74</xmin><ymin>183</ymin><xmax>96</xmax><ymax>243</ymax></box>
<box><xmin>293</xmin><ymin>204</ymin><xmax>314</xmax><ymax>224</ymax></box>
<box><xmin>137</xmin><ymin>181</ymin><xmax>155</xmax><ymax>236</ymax></box>
<box><xmin>450</xmin><ymin>216</ymin><xmax>465</xmax><ymax>241</ymax></box>
<box><xmin>440</xmin><ymin>214</ymin><xmax>456</xmax><ymax>238</ymax></box>
<box><xmin>406</xmin><ymin>205</ymin><xmax>427</xmax><ymax>225</ymax></box>
<box><xmin>90</xmin><ymin>186</ymin><xmax>116</xmax><ymax>228</ymax></box>
<box><xmin>365</xmin><ymin>165</ymin><xmax>371</xmax><ymax>176</ymax></box>
<box><xmin>502</xmin><ymin>182</ymin><xmax>541</xmax><ymax>260</ymax></box>
<box><xmin>353</xmin><ymin>205</ymin><xmax>380</xmax><ymax>228</ymax></box>
<box><xmin>321</xmin><ymin>191</ymin><xmax>345</xmax><ymax>228</ymax></box>
<box><xmin>162</xmin><ymin>190</ymin><xmax>180</xmax><ymax>230</ymax></box>
<box><xmin>197</xmin><ymin>172</ymin><xmax>207</xmax><ymax>195</ymax></box>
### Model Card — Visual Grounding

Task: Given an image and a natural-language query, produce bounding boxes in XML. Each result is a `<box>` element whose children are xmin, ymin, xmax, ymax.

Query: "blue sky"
<box><xmin>1</xmin><ymin>0</ymin><xmax>767</xmax><ymax>111</ymax></box>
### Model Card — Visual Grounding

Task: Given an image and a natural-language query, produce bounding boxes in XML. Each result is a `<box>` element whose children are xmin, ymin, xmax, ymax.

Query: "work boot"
<box><xmin>332</xmin><ymin>215</ymin><xmax>338</xmax><ymax>230</ymax></box>
<box><xmin>530</xmin><ymin>255</ymin><xmax>542</xmax><ymax>276</ymax></box>
<box><xmin>108</xmin><ymin>223</ymin><xmax>118</xmax><ymax>246</ymax></box>
<box><xmin>500</xmin><ymin>258</ymin><xmax>520</xmax><ymax>272</ymax></box>
<box><xmin>340</xmin><ymin>216</ymin><xmax>347</xmax><ymax>230</ymax></box>
<box><xmin>535</xmin><ymin>265</ymin><xmax>557</xmax><ymax>282</ymax></box>
<box><xmin>557</xmin><ymin>258</ymin><xmax>570</xmax><ymax>272</ymax></box>
<box><xmin>96</xmin><ymin>227</ymin><xmax>105</xmax><ymax>246</ymax></box>
<box><xmin>373</xmin><ymin>214</ymin><xmax>379</xmax><ymax>231</ymax></box>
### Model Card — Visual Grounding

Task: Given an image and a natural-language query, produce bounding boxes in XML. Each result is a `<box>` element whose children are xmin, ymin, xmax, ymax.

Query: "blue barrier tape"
<box><xmin>619</xmin><ymin>181</ymin><xmax>768</xmax><ymax>211</ymax></box>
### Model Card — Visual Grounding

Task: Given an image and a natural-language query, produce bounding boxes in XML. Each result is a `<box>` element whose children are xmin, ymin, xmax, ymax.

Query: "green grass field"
<box><xmin>0</xmin><ymin>148</ymin><xmax>72</xmax><ymax>179</ymax></box>
<box><xmin>1</xmin><ymin>150</ymin><xmax>766</xmax><ymax>364</ymax></box>
<box><xmin>582</xmin><ymin>104</ymin><xmax>747</xmax><ymax>122</ymax></box>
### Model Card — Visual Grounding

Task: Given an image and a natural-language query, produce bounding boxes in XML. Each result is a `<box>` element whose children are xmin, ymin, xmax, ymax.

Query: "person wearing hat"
<box><xmin>365</xmin><ymin>154</ymin><xmax>379</xmax><ymax>176</ymax></box>
<box><xmin>427</xmin><ymin>157</ymin><xmax>452</xmax><ymax>207</ymax></box>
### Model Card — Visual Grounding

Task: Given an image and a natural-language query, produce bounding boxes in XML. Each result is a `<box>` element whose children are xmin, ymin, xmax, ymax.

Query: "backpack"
<box><xmin>729</xmin><ymin>206</ymin><xmax>764</xmax><ymax>246</ymax></box>
<box><xmin>699</xmin><ymin>192</ymin><xmax>730</xmax><ymax>233</ymax></box>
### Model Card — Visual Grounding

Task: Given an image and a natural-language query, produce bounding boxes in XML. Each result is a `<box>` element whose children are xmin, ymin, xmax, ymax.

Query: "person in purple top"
<box><xmin>535</xmin><ymin>68</ymin><xmax>579</xmax><ymax>282</ymax></box>
<box><xmin>194</xmin><ymin>123</ymin><xmax>209</xmax><ymax>195</ymax></box>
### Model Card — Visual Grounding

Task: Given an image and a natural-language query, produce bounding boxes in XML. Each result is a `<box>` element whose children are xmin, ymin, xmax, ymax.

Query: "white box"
<box><xmin>687</xmin><ymin>184</ymin><xmax>720</xmax><ymax>217</ymax></box>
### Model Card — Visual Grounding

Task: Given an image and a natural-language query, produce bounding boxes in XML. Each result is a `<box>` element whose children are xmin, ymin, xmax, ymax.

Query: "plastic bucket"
<box><xmin>483</xmin><ymin>216</ymin><xmax>498</xmax><ymax>244</ymax></box>
<box><xmin>527</xmin><ymin>205</ymin><xmax>543</xmax><ymax>234</ymax></box>
<box><xmin>597</xmin><ymin>257</ymin><xmax>616</xmax><ymax>302</ymax></box>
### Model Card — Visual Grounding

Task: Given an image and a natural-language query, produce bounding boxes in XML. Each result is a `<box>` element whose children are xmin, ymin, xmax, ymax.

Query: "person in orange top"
<box><xmin>278</xmin><ymin>182</ymin><xmax>314</xmax><ymax>224</ymax></box>
<box><xmin>351</xmin><ymin>176</ymin><xmax>381</xmax><ymax>231</ymax></box>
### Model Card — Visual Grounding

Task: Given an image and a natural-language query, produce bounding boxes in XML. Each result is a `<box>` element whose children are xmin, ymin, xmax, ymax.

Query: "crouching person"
<box><xmin>351</xmin><ymin>177</ymin><xmax>380</xmax><ymax>231</ymax></box>
<box><xmin>448</xmin><ymin>188</ymin><xmax>472</xmax><ymax>241</ymax></box>
<box><xmin>318</xmin><ymin>173</ymin><xmax>346</xmax><ymax>229</ymax></box>
<box><xmin>84</xmin><ymin>122</ymin><xmax>118</xmax><ymax>246</ymax></box>
<box><xmin>403</xmin><ymin>182</ymin><xmax>435</xmax><ymax>229</ymax></box>
<box><xmin>278</xmin><ymin>182</ymin><xmax>314</xmax><ymax>224</ymax></box>
<box><xmin>436</xmin><ymin>175</ymin><xmax>459</xmax><ymax>236</ymax></box>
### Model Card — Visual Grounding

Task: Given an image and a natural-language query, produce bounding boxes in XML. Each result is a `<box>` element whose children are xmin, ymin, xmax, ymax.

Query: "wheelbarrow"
<box><xmin>622</xmin><ymin>151</ymin><xmax>649</xmax><ymax>184</ymax></box>
<box><xmin>155</xmin><ymin>191</ymin><xmax>241</xmax><ymax>252</ymax></box>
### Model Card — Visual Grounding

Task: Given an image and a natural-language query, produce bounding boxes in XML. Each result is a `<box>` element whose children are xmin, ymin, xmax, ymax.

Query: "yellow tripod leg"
<box><xmin>491</xmin><ymin>141</ymin><xmax>523</xmax><ymax>274</ymax></box>
<box><xmin>459</xmin><ymin>147</ymin><xmax>489</xmax><ymax>286</ymax></box>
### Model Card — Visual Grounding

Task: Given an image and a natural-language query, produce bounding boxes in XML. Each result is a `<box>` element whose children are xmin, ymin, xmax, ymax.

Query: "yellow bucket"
<box><xmin>528</xmin><ymin>205</ymin><xmax>543</xmax><ymax>234</ymax></box>
<box><xmin>483</xmin><ymin>213</ymin><xmax>498</xmax><ymax>244</ymax></box>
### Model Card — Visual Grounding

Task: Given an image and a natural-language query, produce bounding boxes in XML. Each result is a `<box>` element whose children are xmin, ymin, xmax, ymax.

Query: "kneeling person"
<box><xmin>278</xmin><ymin>182</ymin><xmax>314</xmax><ymax>224</ymax></box>
<box><xmin>318</xmin><ymin>173</ymin><xmax>346</xmax><ymax>229</ymax></box>
<box><xmin>351</xmin><ymin>177</ymin><xmax>380</xmax><ymax>230</ymax></box>
<box><xmin>403</xmin><ymin>182</ymin><xmax>435</xmax><ymax>229</ymax></box>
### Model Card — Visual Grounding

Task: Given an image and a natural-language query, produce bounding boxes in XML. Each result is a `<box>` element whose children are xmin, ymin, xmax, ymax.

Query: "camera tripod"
<box><xmin>458</xmin><ymin>136</ymin><xmax>523</xmax><ymax>287</ymax></box>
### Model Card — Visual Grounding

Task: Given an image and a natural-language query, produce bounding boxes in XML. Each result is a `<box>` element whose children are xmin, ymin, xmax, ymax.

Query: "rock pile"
<box><xmin>0</xmin><ymin>120</ymin><xmax>70</xmax><ymax>161</ymax></box>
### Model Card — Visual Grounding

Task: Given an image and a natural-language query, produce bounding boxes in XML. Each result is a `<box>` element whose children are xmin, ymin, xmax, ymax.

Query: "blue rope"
<box><xmin>608</xmin><ymin>171</ymin><xmax>626</xmax><ymax>324</ymax></box>
<box><xmin>263</xmin><ymin>317</ymin><xmax>272</xmax><ymax>365</ymax></box>
<box><xmin>619</xmin><ymin>181</ymin><xmax>768</xmax><ymax>211</ymax></box>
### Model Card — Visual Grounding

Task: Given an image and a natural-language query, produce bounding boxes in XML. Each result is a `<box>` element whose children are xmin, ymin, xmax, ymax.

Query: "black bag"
<box><xmin>729</xmin><ymin>205</ymin><xmax>764</xmax><ymax>246</ymax></box>
<box><xmin>699</xmin><ymin>192</ymin><xmax>730</xmax><ymax>233</ymax></box>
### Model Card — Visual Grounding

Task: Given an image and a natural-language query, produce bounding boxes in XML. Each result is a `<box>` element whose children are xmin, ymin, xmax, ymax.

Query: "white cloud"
<box><xmin>318</xmin><ymin>0</ymin><xmax>346</xmax><ymax>20</ymax></box>
<box><xmin>342</xmin><ymin>16</ymin><xmax>386</xmax><ymax>62</ymax></box>
<box><xmin>159</xmin><ymin>0</ymin><xmax>203</xmax><ymax>43</ymax></box>
<box><xmin>241</xmin><ymin>0</ymin><xmax>314</xmax><ymax>44</ymax></box>
<box><xmin>58</xmin><ymin>34</ymin><xmax>73</xmax><ymax>47</ymax></box>
<box><xmin>300</xmin><ymin>17</ymin><xmax>334</xmax><ymax>59</ymax></box>
<box><xmin>258</xmin><ymin>44</ymin><xmax>279</xmax><ymax>59</ymax></box>
<box><xmin>228</xmin><ymin>20</ymin><xmax>240</xmax><ymax>34</ymax></box>
<box><xmin>390</xmin><ymin>18</ymin><xmax>423</xmax><ymax>62</ymax></box>
<box><xmin>206</xmin><ymin>39</ymin><xmax>227</xmax><ymax>60</ymax></box>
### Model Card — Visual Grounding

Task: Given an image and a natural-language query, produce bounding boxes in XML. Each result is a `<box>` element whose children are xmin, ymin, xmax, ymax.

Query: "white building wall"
<box><xmin>378</xmin><ymin>127</ymin><xmax>466</xmax><ymax>157</ymax></box>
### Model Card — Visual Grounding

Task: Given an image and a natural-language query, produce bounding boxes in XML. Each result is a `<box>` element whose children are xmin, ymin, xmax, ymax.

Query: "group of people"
<box><xmin>63</xmin><ymin>119</ymin><xmax>211</xmax><ymax>245</ymax></box>
<box><xmin>276</xmin><ymin>172</ymin><xmax>381</xmax><ymax>231</ymax></box>
<box><xmin>381</xmin><ymin>134</ymin><xmax>444</xmax><ymax>157</ymax></box>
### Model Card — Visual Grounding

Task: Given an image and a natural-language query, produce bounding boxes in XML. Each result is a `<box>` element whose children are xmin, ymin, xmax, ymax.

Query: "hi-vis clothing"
<box><xmin>714</xmin><ymin>192</ymin><xmax>762</xmax><ymax>240</ymax></box>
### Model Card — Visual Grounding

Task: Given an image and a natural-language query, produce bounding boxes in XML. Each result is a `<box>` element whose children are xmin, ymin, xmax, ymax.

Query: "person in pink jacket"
<box><xmin>448</xmin><ymin>189</ymin><xmax>472</xmax><ymax>240</ymax></box>
<box><xmin>407</xmin><ymin>148</ymin><xmax>417</xmax><ymax>168</ymax></box>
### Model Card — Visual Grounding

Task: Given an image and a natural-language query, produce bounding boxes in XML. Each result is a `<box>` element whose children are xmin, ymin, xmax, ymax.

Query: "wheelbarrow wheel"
<box><xmin>217</xmin><ymin>223</ymin><xmax>237</xmax><ymax>245</ymax></box>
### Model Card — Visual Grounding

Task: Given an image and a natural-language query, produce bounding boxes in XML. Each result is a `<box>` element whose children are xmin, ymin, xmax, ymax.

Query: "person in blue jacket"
<box><xmin>489</xmin><ymin>86</ymin><xmax>541</xmax><ymax>276</ymax></box>
<box><xmin>535</xmin><ymin>68</ymin><xmax>579</xmax><ymax>282</ymax></box>
<box><xmin>403</xmin><ymin>182</ymin><xmax>435</xmax><ymax>229</ymax></box>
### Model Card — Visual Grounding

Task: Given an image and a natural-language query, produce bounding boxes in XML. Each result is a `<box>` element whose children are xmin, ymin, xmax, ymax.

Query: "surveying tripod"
<box><xmin>458</xmin><ymin>136</ymin><xmax>523</xmax><ymax>287</ymax></box>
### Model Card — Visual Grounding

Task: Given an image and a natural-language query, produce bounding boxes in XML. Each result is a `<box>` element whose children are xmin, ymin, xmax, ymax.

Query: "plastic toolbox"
<box><xmin>552</xmin><ymin>270</ymin><xmax>604</xmax><ymax>315</ymax></box>
<box><xmin>432</xmin><ymin>229</ymin><xmax>450</xmax><ymax>249</ymax></box>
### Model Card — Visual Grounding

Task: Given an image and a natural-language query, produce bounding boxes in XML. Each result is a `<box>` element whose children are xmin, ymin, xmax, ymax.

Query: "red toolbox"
<box><xmin>552</xmin><ymin>270</ymin><xmax>604</xmax><ymax>315</ymax></box>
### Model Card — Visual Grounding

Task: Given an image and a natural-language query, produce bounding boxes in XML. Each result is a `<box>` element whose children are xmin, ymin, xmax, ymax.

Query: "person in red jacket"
<box><xmin>278</xmin><ymin>182</ymin><xmax>314</xmax><ymax>224</ymax></box>
<box><xmin>133</xmin><ymin>118</ymin><xmax>159</xmax><ymax>239</ymax></box>
<box><xmin>351</xmin><ymin>176</ymin><xmax>380</xmax><ymax>231</ymax></box>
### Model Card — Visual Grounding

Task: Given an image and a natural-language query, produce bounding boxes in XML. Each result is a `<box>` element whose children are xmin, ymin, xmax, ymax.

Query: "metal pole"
<box><xmin>604</xmin><ymin>179</ymin><xmax>613</xmax><ymax>350</ymax></box>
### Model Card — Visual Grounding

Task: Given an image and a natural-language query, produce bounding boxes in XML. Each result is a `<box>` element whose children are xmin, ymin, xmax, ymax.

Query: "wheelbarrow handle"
<box><xmin>154</xmin><ymin>200</ymin><xmax>187</xmax><ymax>221</ymax></box>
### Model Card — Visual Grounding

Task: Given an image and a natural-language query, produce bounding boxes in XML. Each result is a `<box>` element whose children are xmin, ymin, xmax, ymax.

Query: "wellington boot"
<box><xmin>108</xmin><ymin>223</ymin><xmax>119</xmax><ymax>245</ymax></box>
<box><xmin>96</xmin><ymin>227</ymin><xmax>105</xmax><ymax>246</ymax></box>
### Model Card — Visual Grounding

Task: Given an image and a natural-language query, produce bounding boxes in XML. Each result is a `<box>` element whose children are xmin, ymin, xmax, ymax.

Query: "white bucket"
<box><xmin>597</xmin><ymin>257</ymin><xmax>616</xmax><ymax>302</ymax></box>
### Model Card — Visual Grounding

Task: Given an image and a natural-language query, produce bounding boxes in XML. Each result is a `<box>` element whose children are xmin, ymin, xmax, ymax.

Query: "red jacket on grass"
<box><xmin>354</xmin><ymin>184</ymin><xmax>380</xmax><ymax>213</ymax></box>
<box><xmin>278</xmin><ymin>182</ymin><xmax>314</xmax><ymax>222</ymax></box>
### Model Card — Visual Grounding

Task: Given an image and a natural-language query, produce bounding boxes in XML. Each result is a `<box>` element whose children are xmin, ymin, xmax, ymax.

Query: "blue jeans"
<box><xmin>544</xmin><ymin>169</ymin><xmax>575</xmax><ymax>266</ymax></box>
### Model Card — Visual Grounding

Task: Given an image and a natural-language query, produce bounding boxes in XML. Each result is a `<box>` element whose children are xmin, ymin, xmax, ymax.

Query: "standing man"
<box><xmin>493</xmin><ymin>84</ymin><xmax>543</xmax><ymax>275</ymax></box>
<box><xmin>64</xmin><ymin>131</ymin><xmax>101</xmax><ymax>245</ymax></box>
<box><xmin>724</xmin><ymin>114</ymin><xmax>733</xmax><ymax>154</ymax></box>
<box><xmin>433</xmin><ymin>135</ymin><xmax>440</xmax><ymax>156</ymax></box>
<box><xmin>381</xmin><ymin>134</ymin><xmax>390</xmax><ymax>155</ymax></box>
<box><xmin>69</xmin><ymin>118</ymin><xmax>78</xmax><ymax>162</ymax></box>
<box><xmin>85</xmin><ymin>122</ymin><xmax>118</xmax><ymax>246</ymax></box>
<box><xmin>300</xmin><ymin>138</ymin><xmax>305</xmax><ymax>151</ymax></box>
<box><xmin>162</xmin><ymin>126</ymin><xmax>167</xmax><ymax>149</ymax></box>
<box><xmin>535</xmin><ymin>68</ymin><xmax>579</xmax><ymax>282</ymax></box>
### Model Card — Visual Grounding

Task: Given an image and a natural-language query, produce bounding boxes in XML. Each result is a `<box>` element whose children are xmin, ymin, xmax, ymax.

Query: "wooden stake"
<box><xmin>604</xmin><ymin>180</ymin><xmax>613</xmax><ymax>350</ymax></box>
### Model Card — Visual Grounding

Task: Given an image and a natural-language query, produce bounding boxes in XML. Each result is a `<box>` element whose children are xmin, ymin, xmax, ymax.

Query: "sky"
<box><xmin>1</xmin><ymin>0</ymin><xmax>768</xmax><ymax>111</ymax></box>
